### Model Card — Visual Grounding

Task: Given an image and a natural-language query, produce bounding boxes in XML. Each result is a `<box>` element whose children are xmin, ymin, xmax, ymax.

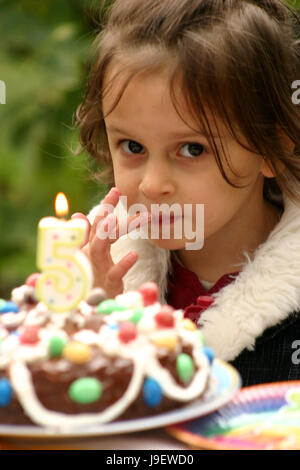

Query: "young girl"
<box><xmin>73</xmin><ymin>0</ymin><xmax>300</xmax><ymax>386</ymax></box>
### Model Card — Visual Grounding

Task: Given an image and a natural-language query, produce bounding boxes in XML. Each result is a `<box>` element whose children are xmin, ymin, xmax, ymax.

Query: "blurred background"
<box><xmin>0</xmin><ymin>0</ymin><xmax>299</xmax><ymax>298</ymax></box>
<box><xmin>0</xmin><ymin>0</ymin><xmax>108</xmax><ymax>297</ymax></box>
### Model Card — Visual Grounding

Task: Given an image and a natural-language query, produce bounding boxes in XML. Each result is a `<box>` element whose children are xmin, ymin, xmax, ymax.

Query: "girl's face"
<box><xmin>102</xmin><ymin>64</ymin><xmax>270</xmax><ymax>251</ymax></box>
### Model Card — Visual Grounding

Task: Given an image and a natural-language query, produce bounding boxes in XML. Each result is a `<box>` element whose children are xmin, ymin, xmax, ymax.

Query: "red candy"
<box><xmin>183</xmin><ymin>296</ymin><xmax>214</xmax><ymax>323</ymax></box>
<box><xmin>155</xmin><ymin>306</ymin><xmax>175</xmax><ymax>328</ymax></box>
<box><xmin>138</xmin><ymin>282</ymin><xmax>158</xmax><ymax>306</ymax></box>
<box><xmin>20</xmin><ymin>326</ymin><xmax>40</xmax><ymax>345</ymax></box>
<box><xmin>118</xmin><ymin>322</ymin><xmax>137</xmax><ymax>344</ymax></box>
<box><xmin>25</xmin><ymin>273</ymin><xmax>41</xmax><ymax>288</ymax></box>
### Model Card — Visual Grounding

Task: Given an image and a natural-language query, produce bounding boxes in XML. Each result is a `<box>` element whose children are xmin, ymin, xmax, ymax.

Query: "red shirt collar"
<box><xmin>166</xmin><ymin>254</ymin><xmax>240</xmax><ymax>323</ymax></box>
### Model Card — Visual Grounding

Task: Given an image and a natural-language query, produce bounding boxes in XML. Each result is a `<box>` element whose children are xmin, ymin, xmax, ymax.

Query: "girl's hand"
<box><xmin>71</xmin><ymin>188</ymin><xmax>150</xmax><ymax>298</ymax></box>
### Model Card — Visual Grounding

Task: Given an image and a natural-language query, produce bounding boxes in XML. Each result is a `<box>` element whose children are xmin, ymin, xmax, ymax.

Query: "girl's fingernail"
<box><xmin>126</xmin><ymin>252</ymin><xmax>138</xmax><ymax>261</ymax></box>
<box><xmin>109</xmin><ymin>187</ymin><xmax>120</xmax><ymax>196</ymax></box>
<box><xmin>138</xmin><ymin>212</ymin><xmax>150</xmax><ymax>224</ymax></box>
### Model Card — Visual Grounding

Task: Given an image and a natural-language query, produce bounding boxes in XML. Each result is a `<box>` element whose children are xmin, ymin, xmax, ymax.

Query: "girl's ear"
<box><xmin>261</xmin><ymin>158</ymin><xmax>277</xmax><ymax>178</ymax></box>
<box><xmin>260</xmin><ymin>126</ymin><xmax>295</xmax><ymax>178</ymax></box>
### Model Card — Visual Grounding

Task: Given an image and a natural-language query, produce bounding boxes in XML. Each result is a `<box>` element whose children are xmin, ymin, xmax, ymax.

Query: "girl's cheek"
<box><xmin>115</xmin><ymin>165</ymin><xmax>141</xmax><ymax>189</ymax></box>
<box><xmin>113</xmin><ymin>174</ymin><xmax>138</xmax><ymax>205</ymax></box>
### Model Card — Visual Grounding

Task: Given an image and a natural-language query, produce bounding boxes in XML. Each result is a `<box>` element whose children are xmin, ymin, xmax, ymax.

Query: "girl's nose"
<box><xmin>138</xmin><ymin>161</ymin><xmax>176</xmax><ymax>201</ymax></box>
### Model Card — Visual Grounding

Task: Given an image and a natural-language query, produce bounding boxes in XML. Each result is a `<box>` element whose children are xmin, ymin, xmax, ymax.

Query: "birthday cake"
<box><xmin>0</xmin><ymin>275</ymin><xmax>215</xmax><ymax>431</ymax></box>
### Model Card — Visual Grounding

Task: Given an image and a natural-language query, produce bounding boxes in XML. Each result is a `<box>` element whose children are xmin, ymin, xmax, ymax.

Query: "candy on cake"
<box><xmin>0</xmin><ymin>276</ymin><xmax>215</xmax><ymax>431</ymax></box>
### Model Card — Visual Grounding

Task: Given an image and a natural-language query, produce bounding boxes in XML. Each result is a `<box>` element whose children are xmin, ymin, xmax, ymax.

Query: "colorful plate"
<box><xmin>0</xmin><ymin>359</ymin><xmax>240</xmax><ymax>438</ymax></box>
<box><xmin>167</xmin><ymin>381</ymin><xmax>300</xmax><ymax>450</ymax></box>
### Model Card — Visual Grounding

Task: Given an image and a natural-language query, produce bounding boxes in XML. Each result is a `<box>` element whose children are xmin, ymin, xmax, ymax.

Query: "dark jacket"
<box><xmin>230</xmin><ymin>311</ymin><xmax>300</xmax><ymax>386</ymax></box>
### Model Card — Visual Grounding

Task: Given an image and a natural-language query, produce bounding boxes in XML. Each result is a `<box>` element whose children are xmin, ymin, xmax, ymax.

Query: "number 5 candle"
<box><xmin>36</xmin><ymin>193</ymin><xmax>93</xmax><ymax>313</ymax></box>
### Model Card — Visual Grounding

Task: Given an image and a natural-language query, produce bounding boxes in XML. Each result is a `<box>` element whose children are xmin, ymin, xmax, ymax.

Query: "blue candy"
<box><xmin>203</xmin><ymin>346</ymin><xmax>215</xmax><ymax>364</ymax></box>
<box><xmin>143</xmin><ymin>378</ymin><xmax>162</xmax><ymax>407</ymax></box>
<box><xmin>0</xmin><ymin>302</ymin><xmax>19</xmax><ymax>314</ymax></box>
<box><xmin>11</xmin><ymin>331</ymin><xmax>20</xmax><ymax>337</ymax></box>
<box><xmin>0</xmin><ymin>378</ymin><xmax>12</xmax><ymax>406</ymax></box>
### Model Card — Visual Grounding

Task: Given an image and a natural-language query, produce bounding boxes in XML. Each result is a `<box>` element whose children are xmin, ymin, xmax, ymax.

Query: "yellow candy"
<box><xmin>181</xmin><ymin>319</ymin><xmax>197</xmax><ymax>331</ymax></box>
<box><xmin>63</xmin><ymin>342</ymin><xmax>92</xmax><ymax>364</ymax></box>
<box><xmin>153</xmin><ymin>334</ymin><xmax>178</xmax><ymax>351</ymax></box>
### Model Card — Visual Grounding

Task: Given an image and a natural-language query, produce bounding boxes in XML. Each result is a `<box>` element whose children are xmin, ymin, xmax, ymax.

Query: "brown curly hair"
<box><xmin>75</xmin><ymin>0</ymin><xmax>300</xmax><ymax>206</ymax></box>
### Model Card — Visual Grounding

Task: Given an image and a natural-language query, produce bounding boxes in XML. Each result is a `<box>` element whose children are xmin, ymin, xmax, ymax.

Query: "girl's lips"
<box><xmin>151</xmin><ymin>213</ymin><xmax>181</xmax><ymax>225</ymax></box>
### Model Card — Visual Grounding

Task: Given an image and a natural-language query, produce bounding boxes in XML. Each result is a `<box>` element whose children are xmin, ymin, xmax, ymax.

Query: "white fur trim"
<box><xmin>198</xmin><ymin>192</ymin><xmax>300</xmax><ymax>361</ymax></box>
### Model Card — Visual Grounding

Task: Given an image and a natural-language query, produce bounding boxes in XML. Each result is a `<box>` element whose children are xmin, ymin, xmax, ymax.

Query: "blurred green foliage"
<box><xmin>0</xmin><ymin>0</ymin><xmax>107</xmax><ymax>297</ymax></box>
<box><xmin>0</xmin><ymin>0</ymin><xmax>299</xmax><ymax>298</ymax></box>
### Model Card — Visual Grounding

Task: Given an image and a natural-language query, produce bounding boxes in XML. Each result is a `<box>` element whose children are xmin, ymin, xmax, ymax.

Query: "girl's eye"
<box><xmin>120</xmin><ymin>140</ymin><xmax>145</xmax><ymax>155</ymax></box>
<box><xmin>179</xmin><ymin>143</ymin><xmax>205</xmax><ymax>158</ymax></box>
<box><xmin>118</xmin><ymin>140</ymin><xmax>206</xmax><ymax>159</ymax></box>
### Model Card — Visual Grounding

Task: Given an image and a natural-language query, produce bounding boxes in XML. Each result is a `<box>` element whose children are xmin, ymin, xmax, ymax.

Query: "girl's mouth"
<box><xmin>151</xmin><ymin>213</ymin><xmax>181</xmax><ymax>225</ymax></box>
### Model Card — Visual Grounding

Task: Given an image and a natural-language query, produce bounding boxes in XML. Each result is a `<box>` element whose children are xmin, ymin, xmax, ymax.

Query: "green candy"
<box><xmin>0</xmin><ymin>299</ymin><xmax>6</xmax><ymax>310</ymax></box>
<box><xmin>176</xmin><ymin>353</ymin><xmax>195</xmax><ymax>384</ymax></box>
<box><xmin>129</xmin><ymin>308</ymin><xmax>144</xmax><ymax>324</ymax></box>
<box><xmin>96</xmin><ymin>299</ymin><xmax>126</xmax><ymax>315</ymax></box>
<box><xmin>49</xmin><ymin>336</ymin><xmax>66</xmax><ymax>357</ymax></box>
<box><xmin>69</xmin><ymin>377</ymin><xmax>102</xmax><ymax>404</ymax></box>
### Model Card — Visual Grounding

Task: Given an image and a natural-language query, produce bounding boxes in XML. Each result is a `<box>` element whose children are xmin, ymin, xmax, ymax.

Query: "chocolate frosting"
<box><xmin>0</xmin><ymin>342</ymin><xmax>205</xmax><ymax>425</ymax></box>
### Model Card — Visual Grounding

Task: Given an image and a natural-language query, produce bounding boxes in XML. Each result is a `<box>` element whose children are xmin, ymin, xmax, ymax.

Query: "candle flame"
<box><xmin>55</xmin><ymin>192</ymin><xmax>69</xmax><ymax>218</ymax></box>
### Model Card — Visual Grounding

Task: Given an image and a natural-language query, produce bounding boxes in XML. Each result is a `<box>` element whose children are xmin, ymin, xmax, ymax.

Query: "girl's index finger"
<box><xmin>91</xmin><ymin>187</ymin><xmax>122</xmax><ymax>239</ymax></box>
<box><xmin>104</xmin><ymin>186</ymin><xmax>122</xmax><ymax>202</ymax></box>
